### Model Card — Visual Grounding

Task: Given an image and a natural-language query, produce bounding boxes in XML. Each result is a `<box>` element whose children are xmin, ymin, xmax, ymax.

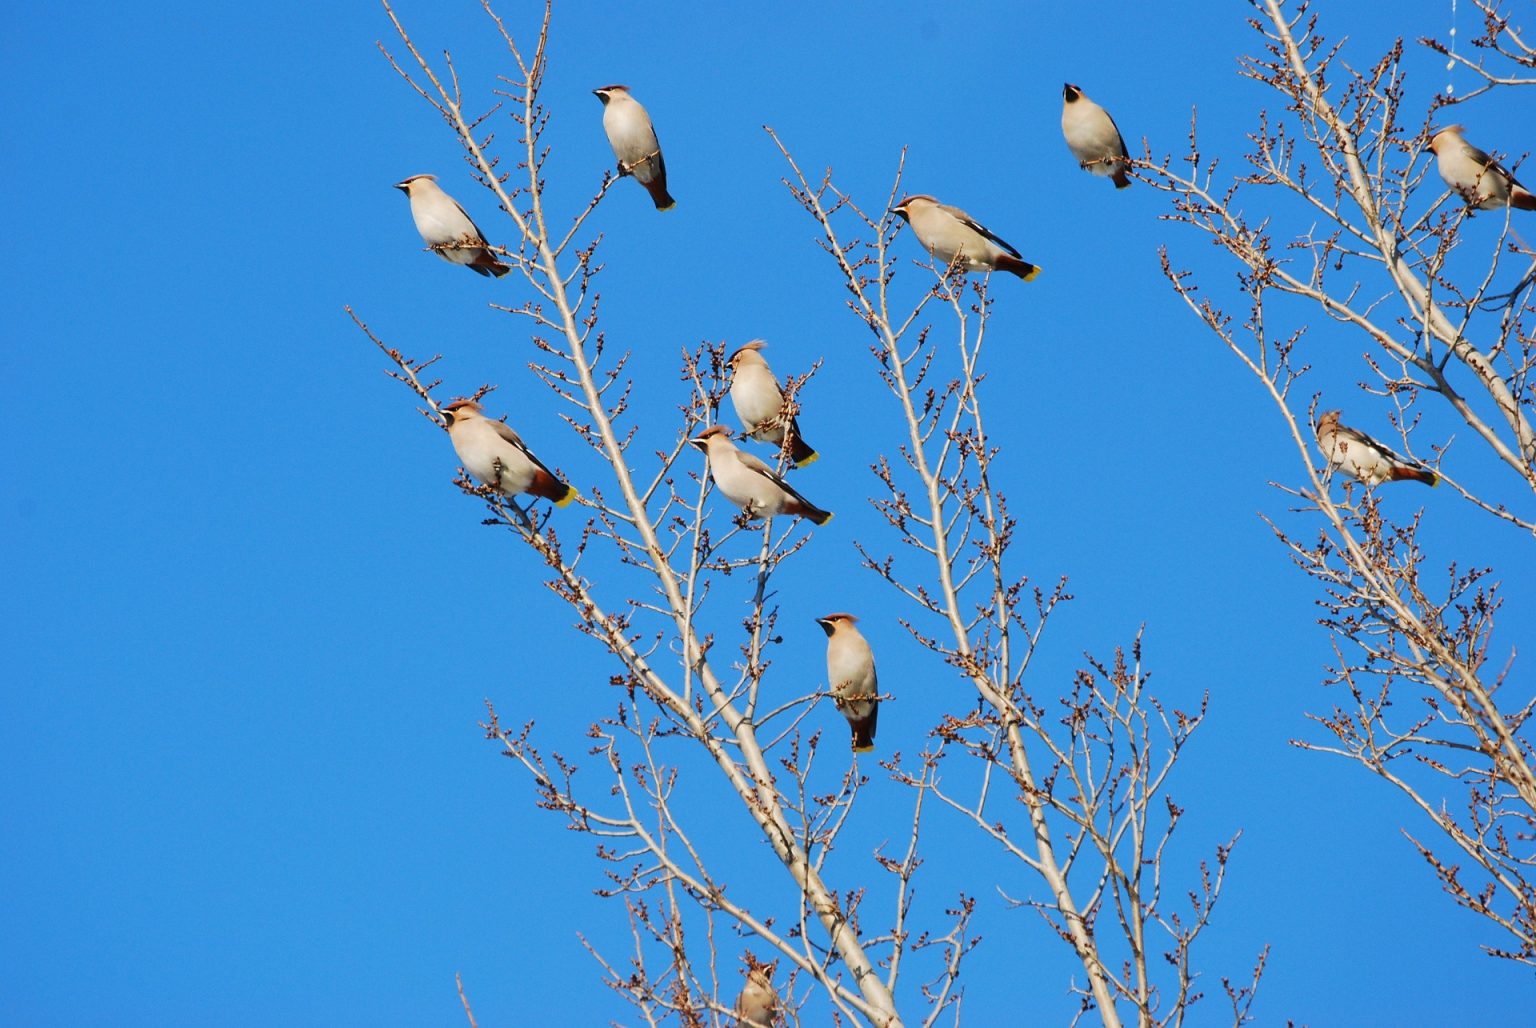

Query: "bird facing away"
<box><xmin>1315</xmin><ymin>410</ymin><xmax>1439</xmax><ymax>488</ymax></box>
<box><xmin>394</xmin><ymin>175</ymin><xmax>511</xmax><ymax>277</ymax></box>
<box><xmin>733</xmin><ymin>957</ymin><xmax>779</xmax><ymax>1028</ymax></box>
<box><xmin>441</xmin><ymin>400</ymin><xmax>576</xmax><ymax>506</ymax></box>
<box><xmin>689</xmin><ymin>426</ymin><xmax>832</xmax><ymax>525</ymax></box>
<box><xmin>727</xmin><ymin>341</ymin><xmax>818</xmax><ymax>468</ymax></box>
<box><xmin>593</xmin><ymin>85</ymin><xmax>675</xmax><ymax>210</ymax></box>
<box><xmin>1428</xmin><ymin>126</ymin><xmax>1536</xmax><ymax>212</ymax></box>
<box><xmin>816</xmin><ymin>613</ymin><xmax>878</xmax><ymax>753</ymax></box>
<box><xmin>1062</xmin><ymin>83</ymin><xmax>1131</xmax><ymax>189</ymax></box>
<box><xmin>890</xmin><ymin>195</ymin><xmax>1041</xmax><ymax>281</ymax></box>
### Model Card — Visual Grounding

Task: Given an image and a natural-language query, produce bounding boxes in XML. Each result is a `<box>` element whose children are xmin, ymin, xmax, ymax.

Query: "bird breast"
<box><xmin>1063</xmin><ymin>105</ymin><xmax>1121</xmax><ymax>165</ymax></box>
<box><xmin>411</xmin><ymin>197</ymin><xmax>475</xmax><ymax>247</ymax></box>
<box><xmin>910</xmin><ymin>209</ymin><xmax>993</xmax><ymax>268</ymax></box>
<box><xmin>731</xmin><ymin>367</ymin><xmax>786</xmax><ymax>436</ymax></box>
<box><xmin>710</xmin><ymin>451</ymin><xmax>787</xmax><ymax>514</ymax></box>
<box><xmin>603</xmin><ymin>102</ymin><xmax>659</xmax><ymax>162</ymax></box>
<box><xmin>828</xmin><ymin>642</ymin><xmax>876</xmax><ymax>699</ymax></box>
<box><xmin>453</xmin><ymin>423</ymin><xmax>536</xmax><ymax>493</ymax></box>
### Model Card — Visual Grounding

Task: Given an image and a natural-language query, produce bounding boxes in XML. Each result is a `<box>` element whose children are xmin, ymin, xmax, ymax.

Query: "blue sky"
<box><xmin>6</xmin><ymin>0</ymin><xmax>1534</xmax><ymax>1024</ymax></box>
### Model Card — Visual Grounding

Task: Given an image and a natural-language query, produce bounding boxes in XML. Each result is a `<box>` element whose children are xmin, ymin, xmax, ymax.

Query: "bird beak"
<box><xmin>440</xmin><ymin>411</ymin><xmax>455</xmax><ymax>426</ymax></box>
<box><xmin>815</xmin><ymin>617</ymin><xmax>834</xmax><ymax>634</ymax></box>
<box><xmin>393</xmin><ymin>181</ymin><xmax>410</xmax><ymax>192</ymax></box>
<box><xmin>688</xmin><ymin>436</ymin><xmax>709</xmax><ymax>451</ymax></box>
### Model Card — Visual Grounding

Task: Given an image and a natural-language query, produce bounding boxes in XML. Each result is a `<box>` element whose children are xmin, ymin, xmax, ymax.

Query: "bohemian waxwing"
<box><xmin>727</xmin><ymin>341</ymin><xmax>818</xmax><ymax>468</ymax></box>
<box><xmin>1428</xmin><ymin>126</ymin><xmax>1535</xmax><ymax>212</ymax></box>
<box><xmin>593</xmin><ymin>85</ymin><xmax>675</xmax><ymax>210</ymax></box>
<box><xmin>1061</xmin><ymin>83</ymin><xmax>1131</xmax><ymax>189</ymax></box>
<box><xmin>441</xmin><ymin>400</ymin><xmax>576</xmax><ymax>506</ymax></box>
<box><xmin>890</xmin><ymin>195</ymin><xmax>1041</xmax><ymax>281</ymax></box>
<box><xmin>733</xmin><ymin>956</ymin><xmax>779</xmax><ymax>1028</ymax></box>
<box><xmin>688</xmin><ymin>426</ymin><xmax>832</xmax><ymax>525</ymax></box>
<box><xmin>394</xmin><ymin>175</ymin><xmax>510</xmax><ymax>277</ymax></box>
<box><xmin>1315</xmin><ymin>410</ymin><xmax>1439</xmax><ymax>488</ymax></box>
<box><xmin>816</xmin><ymin>613</ymin><xmax>878</xmax><ymax>753</ymax></box>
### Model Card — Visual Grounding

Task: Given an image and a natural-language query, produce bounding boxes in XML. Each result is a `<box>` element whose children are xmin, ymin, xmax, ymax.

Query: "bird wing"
<box><xmin>448</xmin><ymin>193</ymin><xmax>493</xmax><ymax>245</ymax></box>
<box><xmin>734</xmin><ymin>447</ymin><xmax>784</xmax><ymax>482</ymax></box>
<box><xmin>733</xmin><ymin>448</ymin><xmax>823</xmax><ymax>509</ymax></box>
<box><xmin>936</xmin><ymin>202</ymin><xmax>1023</xmax><ymax>259</ymax></box>
<box><xmin>1455</xmin><ymin>139</ymin><xmax>1528</xmax><ymax>189</ymax></box>
<box><xmin>1107</xmin><ymin>111</ymin><xmax>1130</xmax><ymax>158</ymax></box>
<box><xmin>1339</xmin><ymin>425</ymin><xmax>1410</xmax><ymax>466</ymax></box>
<box><xmin>491</xmin><ymin>418</ymin><xmax>563</xmax><ymax>479</ymax></box>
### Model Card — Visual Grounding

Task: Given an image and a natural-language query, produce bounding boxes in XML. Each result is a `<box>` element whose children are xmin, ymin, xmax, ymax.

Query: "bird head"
<box><xmin>394</xmin><ymin>174</ymin><xmax>437</xmax><ymax>194</ymax></box>
<box><xmin>440</xmin><ymin>398</ymin><xmax>484</xmax><ymax>427</ymax></box>
<box><xmin>1315</xmin><ymin>409</ymin><xmax>1341</xmax><ymax>434</ymax></box>
<box><xmin>592</xmin><ymin>84</ymin><xmax>629</xmax><ymax>105</ymax></box>
<box><xmin>1427</xmin><ymin>125</ymin><xmax>1464</xmax><ymax>153</ymax></box>
<box><xmin>889</xmin><ymin>195</ymin><xmax>928</xmax><ymax>223</ymax></box>
<box><xmin>727</xmin><ymin>340</ymin><xmax>768</xmax><ymax>370</ymax></box>
<box><xmin>816</xmin><ymin>612</ymin><xmax>857</xmax><ymax>637</ymax></box>
<box><xmin>689</xmin><ymin>425</ymin><xmax>730</xmax><ymax>451</ymax></box>
<box><xmin>1063</xmin><ymin>83</ymin><xmax>1083</xmax><ymax>103</ymax></box>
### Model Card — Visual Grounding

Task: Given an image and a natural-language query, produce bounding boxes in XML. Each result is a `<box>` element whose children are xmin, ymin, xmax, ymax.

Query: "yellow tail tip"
<box><xmin>795</xmin><ymin>451</ymin><xmax>821</xmax><ymax>468</ymax></box>
<box><xmin>852</xmin><ymin>744</ymin><xmax>875</xmax><ymax>754</ymax></box>
<box><xmin>1023</xmin><ymin>265</ymin><xmax>1043</xmax><ymax>282</ymax></box>
<box><xmin>555</xmin><ymin>490</ymin><xmax>579</xmax><ymax>508</ymax></box>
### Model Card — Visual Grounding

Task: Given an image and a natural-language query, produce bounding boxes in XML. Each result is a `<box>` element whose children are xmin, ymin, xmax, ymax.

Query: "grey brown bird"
<box><xmin>890</xmin><ymin>195</ymin><xmax>1040</xmax><ymax>281</ymax></box>
<box><xmin>1315</xmin><ymin>410</ymin><xmax>1439</xmax><ymax>488</ymax></box>
<box><xmin>1428</xmin><ymin>126</ymin><xmax>1535</xmax><ymax>212</ymax></box>
<box><xmin>727</xmin><ymin>341</ymin><xmax>818</xmax><ymax>468</ymax></box>
<box><xmin>594</xmin><ymin>85</ymin><xmax>675</xmax><ymax>210</ymax></box>
<box><xmin>394</xmin><ymin>175</ymin><xmax>511</xmax><ymax>277</ymax></box>
<box><xmin>733</xmin><ymin>956</ymin><xmax>779</xmax><ymax>1028</ymax></box>
<box><xmin>1062</xmin><ymin>83</ymin><xmax>1131</xmax><ymax>189</ymax></box>
<box><xmin>689</xmin><ymin>426</ymin><xmax>832</xmax><ymax>524</ymax></box>
<box><xmin>441</xmin><ymin>400</ymin><xmax>575</xmax><ymax>506</ymax></box>
<box><xmin>816</xmin><ymin>613</ymin><xmax>878</xmax><ymax>753</ymax></box>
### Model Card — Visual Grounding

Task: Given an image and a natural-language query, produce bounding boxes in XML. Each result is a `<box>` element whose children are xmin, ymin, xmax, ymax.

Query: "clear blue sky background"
<box><xmin>6</xmin><ymin>1</ymin><xmax>1534</xmax><ymax>1024</ymax></box>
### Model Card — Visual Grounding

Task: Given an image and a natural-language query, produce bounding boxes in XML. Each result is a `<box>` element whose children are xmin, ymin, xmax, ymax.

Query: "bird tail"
<box><xmin>997</xmin><ymin>254</ymin><xmax>1042</xmax><ymax>282</ymax></box>
<box><xmin>782</xmin><ymin>482</ymin><xmax>833</xmax><ymax>525</ymax></box>
<box><xmin>790</xmin><ymin>435</ymin><xmax>819</xmax><ymax>468</ymax></box>
<box><xmin>1112</xmin><ymin>167</ymin><xmax>1131</xmax><ymax>189</ymax></box>
<box><xmin>850</xmin><ymin>711</ymin><xmax>877</xmax><ymax>753</ymax></box>
<box><xmin>472</xmin><ymin>253</ymin><xmax>512</xmax><ymax>278</ymax></box>
<box><xmin>532</xmin><ymin>472</ymin><xmax>578</xmax><ymax>506</ymax></box>
<box><xmin>645</xmin><ymin>177</ymin><xmax>676</xmax><ymax>211</ymax></box>
<box><xmin>1513</xmin><ymin>188</ymin><xmax>1536</xmax><ymax>211</ymax></box>
<box><xmin>1391</xmin><ymin>466</ymin><xmax>1440</xmax><ymax>487</ymax></box>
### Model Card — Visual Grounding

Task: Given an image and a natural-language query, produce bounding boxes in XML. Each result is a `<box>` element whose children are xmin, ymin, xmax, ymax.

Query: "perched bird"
<box><xmin>890</xmin><ymin>195</ymin><xmax>1040</xmax><ymax>281</ymax></box>
<box><xmin>816</xmin><ymin>613</ymin><xmax>878</xmax><ymax>753</ymax></box>
<box><xmin>593</xmin><ymin>85</ymin><xmax>675</xmax><ymax>210</ymax></box>
<box><xmin>733</xmin><ymin>956</ymin><xmax>779</xmax><ymax>1028</ymax></box>
<box><xmin>1315</xmin><ymin>410</ymin><xmax>1439</xmax><ymax>488</ymax></box>
<box><xmin>1428</xmin><ymin>126</ymin><xmax>1535</xmax><ymax>212</ymax></box>
<box><xmin>394</xmin><ymin>175</ymin><xmax>510</xmax><ymax>277</ymax></box>
<box><xmin>441</xmin><ymin>399</ymin><xmax>576</xmax><ymax>506</ymax></box>
<box><xmin>1061</xmin><ymin>83</ymin><xmax>1131</xmax><ymax>189</ymax></box>
<box><xmin>689</xmin><ymin>426</ymin><xmax>832</xmax><ymax>525</ymax></box>
<box><xmin>727</xmin><ymin>341</ymin><xmax>818</xmax><ymax>469</ymax></box>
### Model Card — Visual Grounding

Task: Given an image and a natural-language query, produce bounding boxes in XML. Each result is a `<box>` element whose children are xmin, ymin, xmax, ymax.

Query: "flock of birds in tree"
<box><xmin>393</xmin><ymin>81</ymin><xmax>1531</xmax><ymax>1024</ymax></box>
